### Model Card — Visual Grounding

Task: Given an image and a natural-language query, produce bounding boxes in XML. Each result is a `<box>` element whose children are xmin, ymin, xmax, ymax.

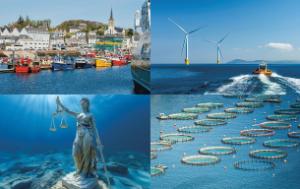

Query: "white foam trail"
<box><xmin>216</xmin><ymin>74</ymin><xmax>253</xmax><ymax>94</ymax></box>
<box><xmin>271</xmin><ymin>73</ymin><xmax>300</xmax><ymax>94</ymax></box>
<box><xmin>258</xmin><ymin>74</ymin><xmax>285</xmax><ymax>95</ymax></box>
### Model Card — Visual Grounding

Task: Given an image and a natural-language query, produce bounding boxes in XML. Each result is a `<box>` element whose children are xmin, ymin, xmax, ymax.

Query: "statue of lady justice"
<box><xmin>55</xmin><ymin>97</ymin><xmax>110</xmax><ymax>189</ymax></box>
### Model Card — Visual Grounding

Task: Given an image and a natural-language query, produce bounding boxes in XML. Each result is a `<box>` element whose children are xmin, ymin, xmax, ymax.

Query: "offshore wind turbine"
<box><xmin>206</xmin><ymin>33</ymin><xmax>229</xmax><ymax>64</ymax></box>
<box><xmin>168</xmin><ymin>18</ymin><xmax>205</xmax><ymax>65</ymax></box>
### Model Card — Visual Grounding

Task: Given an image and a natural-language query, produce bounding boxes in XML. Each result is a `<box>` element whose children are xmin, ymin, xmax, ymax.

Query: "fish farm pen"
<box><xmin>199</xmin><ymin>146</ymin><xmax>236</xmax><ymax>156</ymax></box>
<box><xmin>263</xmin><ymin>139</ymin><xmax>300</xmax><ymax>148</ymax></box>
<box><xmin>240</xmin><ymin>129</ymin><xmax>275</xmax><ymax>137</ymax></box>
<box><xmin>159</xmin><ymin>133</ymin><xmax>194</xmax><ymax>144</ymax></box>
<box><xmin>206</xmin><ymin>112</ymin><xmax>237</xmax><ymax>119</ymax></box>
<box><xmin>181</xmin><ymin>155</ymin><xmax>221</xmax><ymax>166</ymax></box>
<box><xmin>224</xmin><ymin>107</ymin><xmax>254</xmax><ymax>114</ymax></box>
<box><xmin>177</xmin><ymin>125</ymin><xmax>212</xmax><ymax>133</ymax></box>
<box><xmin>249</xmin><ymin>149</ymin><xmax>288</xmax><ymax>160</ymax></box>
<box><xmin>194</xmin><ymin>119</ymin><xmax>227</xmax><ymax>126</ymax></box>
<box><xmin>258</xmin><ymin>121</ymin><xmax>291</xmax><ymax>130</ymax></box>
<box><xmin>221</xmin><ymin>136</ymin><xmax>256</xmax><ymax>145</ymax></box>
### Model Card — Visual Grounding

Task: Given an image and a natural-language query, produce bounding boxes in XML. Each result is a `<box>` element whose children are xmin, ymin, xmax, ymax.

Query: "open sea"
<box><xmin>0</xmin><ymin>65</ymin><xmax>134</xmax><ymax>94</ymax></box>
<box><xmin>151</xmin><ymin>93</ymin><xmax>300</xmax><ymax>189</ymax></box>
<box><xmin>151</xmin><ymin>64</ymin><xmax>300</xmax><ymax>95</ymax></box>
<box><xmin>0</xmin><ymin>95</ymin><xmax>150</xmax><ymax>189</ymax></box>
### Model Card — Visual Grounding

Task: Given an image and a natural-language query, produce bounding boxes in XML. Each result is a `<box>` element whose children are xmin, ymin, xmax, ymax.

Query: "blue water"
<box><xmin>151</xmin><ymin>94</ymin><xmax>300</xmax><ymax>189</ymax></box>
<box><xmin>0</xmin><ymin>65</ymin><xmax>134</xmax><ymax>94</ymax></box>
<box><xmin>0</xmin><ymin>95</ymin><xmax>150</xmax><ymax>188</ymax></box>
<box><xmin>151</xmin><ymin>64</ymin><xmax>300</xmax><ymax>95</ymax></box>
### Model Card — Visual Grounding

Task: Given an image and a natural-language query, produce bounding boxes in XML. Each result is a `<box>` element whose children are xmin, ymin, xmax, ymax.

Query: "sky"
<box><xmin>0</xmin><ymin>0</ymin><xmax>143</xmax><ymax>28</ymax></box>
<box><xmin>152</xmin><ymin>0</ymin><xmax>300</xmax><ymax>63</ymax></box>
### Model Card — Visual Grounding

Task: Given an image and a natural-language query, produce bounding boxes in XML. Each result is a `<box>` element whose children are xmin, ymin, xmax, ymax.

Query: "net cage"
<box><xmin>151</xmin><ymin>165</ymin><xmax>167</xmax><ymax>177</ymax></box>
<box><xmin>194</xmin><ymin>119</ymin><xmax>227</xmax><ymax>126</ymax></box>
<box><xmin>151</xmin><ymin>151</ymin><xmax>157</xmax><ymax>160</ymax></box>
<box><xmin>196</xmin><ymin>102</ymin><xmax>224</xmax><ymax>109</ymax></box>
<box><xmin>151</xmin><ymin>141</ymin><xmax>172</xmax><ymax>152</ymax></box>
<box><xmin>181</xmin><ymin>155</ymin><xmax>220</xmax><ymax>166</ymax></box>
<box><xmin>236</xmin><ymin>101</ymin><xmax>264</xmax><ymax>108</ymax></box>
<box><xmin>234</xmin><ymin>160</ymin><xmax>275</xmax><ymax>171</ymax></box>
<box><xmin>266</xmin><ymin>114</ymin><xmax>298</xmax><ymax>122</ymax></box>
<box><xmin>199</xmin><ymin>146</ymin><xmax>236</xmax><ymax>156</ymax></box>
<box><xmin>160</xmin><ymin>133</ymin><xmax>194</xmax><ymax>144</ymax></box>
<box><xmin>157</xmin><ymin>112</ymin><xmax>198</xmax><ymax>120</ymax></box>
<box><xmin>182</xmin><ymin>107</ymin><xmax>210</xmax><ymax>114</ymax></box>
<box><xmin>221</xmin><ymin>136</ymin><xmax>256</xmax><ymax>145</ymax></box>
<box><xmin>249</xmin><ymin>149</ymin><xmax>288</xmax><ymax>160</ymax></box>
<box><xmin>240</xmin><ymin>129</ymin><xmax>275</xmax><ymax>137</ymax></box>
<box><xmin>253</xmin><ymin>95</ymin><xmax>281</xmax><ymax>103</ymax></box>
<box><xmin>222</xmin><ymin>93</ymin><xmax>248</xmax><ymax>98</ymax></box>
<box><xmin>244</xmin><ymin>97</ymin><xmax>264</xmax><ymax>102</ymax></box>
<box><xmin>177</xmin><ymin>125</ymin><xmax>212</xmax><ymax>133</ymax></box>
<box><xmin>206</xmin><ymin>112</ymin><xmax>237</xmax><ymax>120</ymax></box>
<box><xmin>224</xmin><ymin>107</ymin><xmax>254</xmax><ymax>114</ymax></box>
<box><xmin>258</xmin><ymin>121</ymin><xmax>291</xmax><ymax>130</ymax></box>
<box><xmin>288</xmin><ymin>131</ymin><xmax>300</xmax><ymax>138</ymax></box>
<box><xmin>274</xmin><ymin>108</ymin><xmax>300</xmax><ymax>115</ymax></box>
<box><xmin>263</xmin><ymin>139</ymin><xmax>300</xmax><ymax>148</ymax></box>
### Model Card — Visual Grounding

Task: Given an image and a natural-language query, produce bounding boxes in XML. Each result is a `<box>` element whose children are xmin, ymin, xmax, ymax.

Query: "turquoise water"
<box><xmin>0</xmin><ymin>65</ymin><xmax>134</xmax><ymax>94</ymax></box>
<box><xmin>0</xmin><ymin>95</ymin><xmax>150</xmax><ymax>189</ymax></box>
<box><xmin>151</xmin><ymin>94</ymin><xmax>300</xmax><ymax>189</ymax></box>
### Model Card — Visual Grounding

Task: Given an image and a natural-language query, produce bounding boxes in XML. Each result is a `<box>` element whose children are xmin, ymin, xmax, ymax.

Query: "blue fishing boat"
<box><xmin>51</xmin><ymin>56</ymin><xmax>75</xmax><ymax>71</ymax></box>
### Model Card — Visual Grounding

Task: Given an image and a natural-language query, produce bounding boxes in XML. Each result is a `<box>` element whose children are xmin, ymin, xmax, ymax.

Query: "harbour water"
<box><xmin>151</xmin><ymin>64</ymin><xmax>300</xmax><ymax>95</ymax></box>
<box><xmin>0</xmin><ymin>95</ymin><xmax>150</xmax><ymax>189</ymax></box>
<box><xmin>0</xmin><ymin>65</ymin><xmax>134</xmax><ymax>94</ymax></box>
<box><xmin>151</xmin><ymin>94</ymin><xmax>300</xmax><ymax>189</ymax></box>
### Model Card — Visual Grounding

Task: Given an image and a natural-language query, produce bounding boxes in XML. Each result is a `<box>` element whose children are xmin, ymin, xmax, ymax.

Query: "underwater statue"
<box><xmin>53</xmin><ymin>97</ymin><xmax>109</xmax><ymax>189</ymax></box>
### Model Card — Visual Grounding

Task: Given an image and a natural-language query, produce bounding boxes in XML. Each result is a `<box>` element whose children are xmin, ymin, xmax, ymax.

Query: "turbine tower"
<box><xmin>168</xmin><ymin>18</ymin><xmax>204</xmax><ymax>65</ymax></box>
<box><xmin>207</xmin><ymin>33</ymin><xmax>229</xmax><ymax>64</ymax></box>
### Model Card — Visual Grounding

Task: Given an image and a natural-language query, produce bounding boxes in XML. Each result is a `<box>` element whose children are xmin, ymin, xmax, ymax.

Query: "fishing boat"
<box><xmin>95</xmin><ymin>57</ymin><xmax>112</xmax><ymax>68</ymax></box>
<box><xmin>40</xmin><ymin>57</ymin><xmax>52</xmax><ymax>70</ymax></box>
<box><xmin>75</xmin><ymin>57</ymin><xmax>93</xmax><ymax>69</ymax></box>
<box><xmin>30</xmin><ymin>60</ymin><xmax>41</xmax><ymax>73</ymax></box>
<box><xmin>15</xmin><ymin>58</ymin><xmax>31</xmax><ymax>73</ymax></box>
<box><xmin>111</xmin><ymin>57</ymin><xmax>128</xmax><ymax>66</ymax></box>
<box><xmin>51</xmin><ymin>56</ymin><xmax>75</xmax><ymax>71</ymax></box>
<box><xmin>253</xmin><ymin>63</ymin><xmax>272</xmax><ymax>76</ymax></box>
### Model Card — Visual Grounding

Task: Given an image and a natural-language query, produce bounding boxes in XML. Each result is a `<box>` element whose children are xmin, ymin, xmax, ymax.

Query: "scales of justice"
<box><xmin>50</xmin><ymin>96</ymin><xmax>110</xmax><ymax>189</ymax></box>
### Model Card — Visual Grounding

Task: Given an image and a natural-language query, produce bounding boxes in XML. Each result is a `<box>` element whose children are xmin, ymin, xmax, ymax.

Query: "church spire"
<box><xmin>109</xmin><ymin>8</ymin><xmax>114</xmax><ymax>21</ymax></box>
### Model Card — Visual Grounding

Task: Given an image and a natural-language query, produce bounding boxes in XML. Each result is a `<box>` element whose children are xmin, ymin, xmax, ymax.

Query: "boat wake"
<box><xmin>207</xmin><ymin>72</ymin><xmax>300</xmax><ymax>96</ymax></box>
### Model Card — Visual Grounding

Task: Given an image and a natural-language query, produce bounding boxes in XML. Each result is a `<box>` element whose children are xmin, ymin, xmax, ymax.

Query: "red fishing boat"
<box><xmin>111</xmin><ymin>57</ymin><xmax>128</xmax><ymax>66</ymax></box>
<box><xmin>15</xmin><ymin>57</ymin><xmax>31</xmax><ymax>73</ymax></box>
<box><xmin>30</xmin><ymin>60</ymin><xmax>41</xmax><ymax>73</ymax></box>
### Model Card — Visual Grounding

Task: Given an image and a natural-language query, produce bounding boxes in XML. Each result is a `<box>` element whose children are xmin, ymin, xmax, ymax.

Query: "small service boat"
<box><xmin>111</xmin><ymin>56</ymin><xmax>128</xmax><ymax>66</ymax></box>
<box><xmin>75</xmin><ymin>57</ymin><xmax>93</xmax><ymax>69</ymax></box>
<box><xmin>253</xmin><ymin>63</ymin><xmax>272</xmax><ymax>76</ymax></box>
<box><xmin>15</xmin><ymin>58</ymin><xmax>31</xmax><ymax>73</ymax></box>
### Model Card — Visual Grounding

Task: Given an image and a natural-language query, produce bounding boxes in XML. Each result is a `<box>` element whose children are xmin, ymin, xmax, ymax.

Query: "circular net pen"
<box><xmin>222</xmin><ymin>94</ymin><xmax>248</xmax><ymax>98</ymax></box>
<box><xmin>234</xmin><ymin>160</ymin><xmax>275</xmax><ymax>171</ymax></box>
<box><xmin>249</xmin><ymin>149</ymin><xmax>287</xmax><ymax>160</ymax></box>
<box><xmin>151</xmin><ymin>151</ymin><xmax>157</xmax><ymax>160</ymax></box>
<box><xmin>151</xmin><ymin>141</ymin><xmax>172</xmax><ymax>152</ymax></box>
<box><xmin>196</xmin><ymin>102</ymin><xmax>224</xmax><ymax>109</ymax></box>
<box><xmin>151</xmin><ymin>165</ymin><xmax>166</xmax><ymax>177</ymax></box>
<box><xmin>263</xmin><ymin>139</ymin><xmax>300</xmax><ymax>148</ymax></box>
<box><xmin>160</xmin><ymin>133</ymin><xmax>194</xmax><ymax>144</ymax></box>
<box><xmin>263</xmin><ymin>97</ymin><xmax>281</xmax><ymax>103</ymax></box>
<box><xmin>194</xmin><ymin>119</ymin><xmax>227</xmax><ymax>126</ymax></box>
<box><xmin>288</xmin><ymin>131</ymin><xmax>300</xmax><ymax>138</ymax></box>
<box><xmin>221</xmin><ymin>136</ymin><xmax>256</xmax><ymax>145</ymax></box>
<box><xmin>224</xmin><ymin>107</ymin><xmax>254</xmax><ymax>114</ymax></box>
<box><xmin>181</xmin><ymin>155</ymin><xmax>220</xmax><ymax>166</ymax></box>
<box><xmin>206</xmin><ymin>112</ymin><xmax>237</xmax><ymax>120</ymax></box>
<box><xmin>240</xmin><ymin>129</ymin><xmax>275</xmax><ymax>137</ymax></box>
<box><xmin>182</xmin><ymin>107</ymin><xmax>210</xmax><ymax>114</ymax></box>
<box><xmin>168</xmin><ymin>113</ymin><xmax>198</xmax><ymax>120</ymax></box>
<box><xmin>266</xmin><ymin>114</ymin><xmax>298</xmax><ymax>121</ymax></box>
<box><xmin>244</xmin><ymin>97</ymin><xmax>264</xmax><ymax>102</ymax></box>
<box><xmin>177</xmin><ymin>125</ymin><xmax>212</xmax><ymax>133</ymax></box>
<box><xmin>236</xmin><ymin>101</ymin><xmax>264</xmax><ymax>108</ymax></box>
<box><xmin>291</xmin><ymin>103</ymin><xmax>300</xmax><ymax>109</ymax></box>
<box><xmin>258</xmin><ymin>121</ymin><xmax>291</xmax><ymax>130</ymax></box>
<box><xmin>274</xmin><ymin>108</ymin><xmax>300</xmax><ymax>115</ymax></box>
<box><xmin>199</xmin><ymin>146</ymin><xmax>236</xmax><ymax>155</ymax></box>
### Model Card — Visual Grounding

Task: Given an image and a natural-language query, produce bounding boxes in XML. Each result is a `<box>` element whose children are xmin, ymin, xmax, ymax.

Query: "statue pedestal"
<box><xmin>61</xmin><ymin>172</ymin><xmax>108</xmax><ymax>189</ymax></box>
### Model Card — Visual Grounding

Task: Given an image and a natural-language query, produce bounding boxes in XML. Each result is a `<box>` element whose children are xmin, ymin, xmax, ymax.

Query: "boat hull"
<box><xmin>15</xmin><ymin>66</ymin><xmax>30</xmax><ymax>73</ymax></box>
<box><xmin>112</xmin><ymin>59</ymin><xmax>128</xmax><ymax>66</ymax></box>
<box><xmin>253</xmin><ymin>70</ymin><xmax>272</xmax><ymax>76</ymax></box>
<box><xmin>75</xmin><ymin>63</ymin><xmax>93</xmax><ymax>69</ymax></box>
<box><xmin>95</xmin><ymin>59</ymin><xmax>112</xmax><ymax>67</ymax></box>
<box><xmin>131</xmin><ymin>61</ymin><xmax>150</xmax><ymax>94</ymax></box>
<box><xmin>52</xmin><ymin>63</ymin><xmax>75</xmax><ymax>71</ymax></box>
<box><xmin>30</xmin><ymin>67</ymin><xmax>41</xmax><ymax>73</ymax></box>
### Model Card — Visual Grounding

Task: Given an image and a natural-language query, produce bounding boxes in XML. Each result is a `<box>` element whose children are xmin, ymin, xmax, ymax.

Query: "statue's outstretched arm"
<box><xmin>56</xmin><ymin>96</ymin><xmax>79</xmax><ymax>117</ymax></box>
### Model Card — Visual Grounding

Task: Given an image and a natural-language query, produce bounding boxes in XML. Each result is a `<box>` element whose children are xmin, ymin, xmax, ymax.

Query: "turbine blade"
<box><xmin>181</xmin><ymin>37</ymin><xmax>187</xmax><ymax>56</ymax></box>
<box><xmin>189</xmin><ymin>26</ymin><xmax>206</xmax><ymax>34</ymax></box>
<box><xmin>218</xmin><ymin>47</ymin><xmax>224</xmax><ymax>61</ymax></box>
<box><xmin>168</xmin><ymin>18</ymin><xmax>187</xmax><ymax>33</ymax></box>
<box><xmin>204</xmin><ymin>39</ymin><xmax>217</xmax><ymax>44</ymax></box>
<box><xmin>218</xmin><ymin>33</ymin><xmax>230</xmax><ymax>44</ymax></box>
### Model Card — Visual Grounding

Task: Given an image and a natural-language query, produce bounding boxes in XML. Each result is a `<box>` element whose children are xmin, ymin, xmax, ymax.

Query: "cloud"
<box><xmin>265</xmin><ymin>42</ymin><xmax>294</xmax><ymax>51</ymax></box>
